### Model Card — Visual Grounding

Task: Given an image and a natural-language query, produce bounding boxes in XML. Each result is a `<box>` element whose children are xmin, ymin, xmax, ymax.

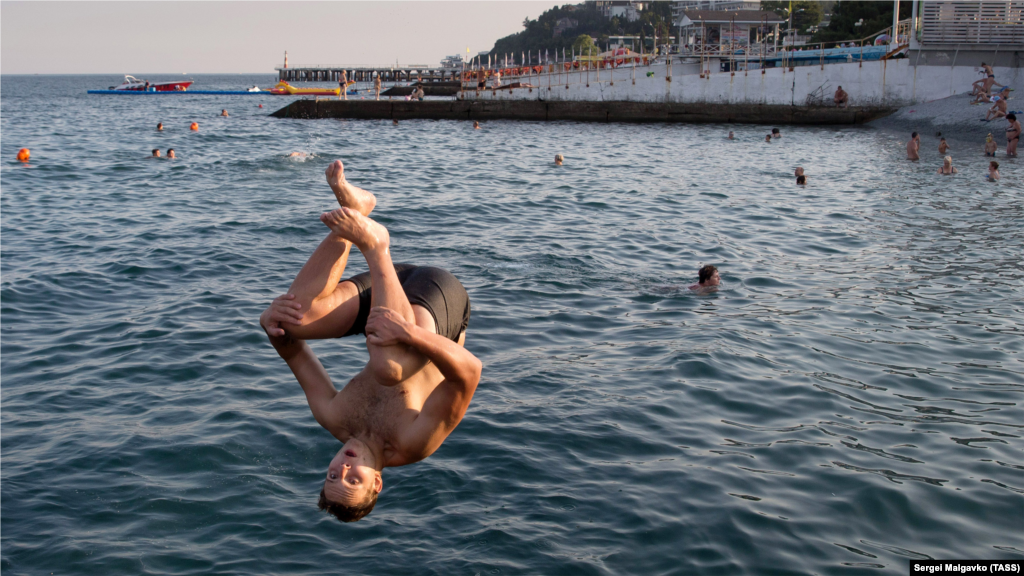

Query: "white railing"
<box><xmin>921</xmin><ymin>0</ymin><xmax>1024</xmax><ymax>44</ymax></box>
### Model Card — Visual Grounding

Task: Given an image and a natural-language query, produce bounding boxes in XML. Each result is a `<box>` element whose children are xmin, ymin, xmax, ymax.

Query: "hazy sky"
<box><xmin>1</xmin><ymin>1</ymin><xmax>563</xmax><ymax>74</ymax></box>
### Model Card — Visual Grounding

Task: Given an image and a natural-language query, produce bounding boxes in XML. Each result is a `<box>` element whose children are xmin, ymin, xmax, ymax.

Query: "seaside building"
<box><xmin>672</xmin><ymin>0</ymin><xmax>760</xmax><ymax>13</ymax></box>
<box><xmin>595</xmin><ymin>1</ymin><xmax>645</xmax><ymax>22</ymax></box>
<box><xmin>677</xmin><ymin>10</ymin><xmax>785</xmax><ymax>55</ymax></box>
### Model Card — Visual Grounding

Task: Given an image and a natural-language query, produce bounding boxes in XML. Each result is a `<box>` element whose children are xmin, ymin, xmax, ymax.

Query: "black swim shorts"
<box><xmin>341</xmin><ymin>264</ymin><xmax>471</xmax><ymax>342</ymax></box>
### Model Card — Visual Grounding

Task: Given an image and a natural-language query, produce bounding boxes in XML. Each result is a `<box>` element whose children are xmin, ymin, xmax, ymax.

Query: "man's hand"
<box><xmin>260</xmin><ymin>293</ymin><xmax>305</xmax><ymax>337</ymax></box>
<box><xmin>365</xmin><ymin>306</ymin><xmax>414</xmax><ymax>347</ymax></box>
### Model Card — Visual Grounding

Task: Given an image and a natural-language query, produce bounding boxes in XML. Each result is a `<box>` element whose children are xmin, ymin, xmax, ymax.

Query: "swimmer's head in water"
<box><xmin>796</xmin><ymin>175</ymin><xmax>806</xmax><ymax>185</ymax></box>
<box><xmin>987</xmin><ymin>133</ymin><xmax>994</xmax><ymax>142</ymax></box>
<box><xmin>393</xmin><ymin>119</ymin><xmax>399</xmax><ymax>125</ymax></box>
<box><xmin>152</xmin><ymin>149</ymin><xmax>160</xmax><ymax>157</ymax></box>
<box><xmin>319</xmin><ymin>441</ymin><xmax>382</xmax><ymax>523</ymax></box>
<box><xmin>473</xmin><ymin>121</ymin><xmax>480</xmax><ymax>129</ymax></box>
<box><xmin>765</xmin><ymin>134</ymin><xmax>772</xmax><ymax>142</ymax></box>
<box><xmin>698</xmin><ymin>264</ymin><xmax>719</xmax><ymax>286</ymax></box>
<box><xmin>157</xmin><ymin>123</ymin><xmax>163</xmax><ymax>130</ymax></box>
<box><xmin>772</xmin><ymin>128</ymin><xmax>780</xmax><ymax>135</ymax></box>
<box><xmin>167</xmin><ymin>148</ymin><xmax>176</xmax><ymax>158</ymax></box>
<box><xmin>795</xmin><ymin>167</ymin><xmax>804</xmax><ymax>176</ymax></box>
<box><xmin>555</xmin><ymin>154</ymin><xmax>564</xmax><ymax>165</ymax></box>
<box><xmin>944</xmin><ymin>155</ymin><xmax>952</xmax><ymax>164</ymax></box>
<box><xmin>728</xmin><ymin>131</ymin><xmax>734</xmax><ymax>138</ymax></box>
<box><xmin>990</xmin><ymin>161</ymin><xmax>999</xmax><ymax>170</ymax></box>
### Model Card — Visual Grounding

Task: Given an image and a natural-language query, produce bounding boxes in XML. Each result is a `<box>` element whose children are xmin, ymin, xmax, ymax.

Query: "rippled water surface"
<box><xmin>2</xmin><ymin>75</ymin><xmax>1022</xmax><ymax>575</ymax></box>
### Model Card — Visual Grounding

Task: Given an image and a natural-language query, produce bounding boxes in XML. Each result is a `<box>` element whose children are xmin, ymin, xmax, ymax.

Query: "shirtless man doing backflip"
<box><xmin>260</xmin><ymin>161</ymin><xmax>481</xmax><ymax>522</ymax></box>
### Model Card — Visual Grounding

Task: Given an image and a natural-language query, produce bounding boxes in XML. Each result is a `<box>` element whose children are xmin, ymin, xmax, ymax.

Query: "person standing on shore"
<box><xmin>374</xmin><ymin>75</ymin><xmax>382</xmax><ymax>101</ymax></box>
<box><xmin>972</xmin><ymin>62</ymin><xmax>996</xmax><ymax>95</ymax></box>
<box><xmin>907</xmin><ymin>132</ymin><xmax>921</xmax><ymax>160</ymax></box>
<box><xmin>1006</xmin><ymin>113</ymin><xmax>1020</xmax><ymax>157</ymax></box>
<box><xmin>339</xmin><ymin>70</ymin><xmax>348</xmax><ymax>101</ymax></box>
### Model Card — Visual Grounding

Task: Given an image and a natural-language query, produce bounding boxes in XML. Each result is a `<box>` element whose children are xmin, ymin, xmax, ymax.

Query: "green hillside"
<box><xmin>484</xmin><ymin>1</ymin><xmax>674</xmax><ymax>64</ymax></box>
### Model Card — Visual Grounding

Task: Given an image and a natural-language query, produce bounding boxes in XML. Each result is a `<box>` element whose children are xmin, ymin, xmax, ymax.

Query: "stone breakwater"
<box><xmin>271</xmin><ymin>99</ymin><xmax>894</xmax><ymax>125</ymax></box>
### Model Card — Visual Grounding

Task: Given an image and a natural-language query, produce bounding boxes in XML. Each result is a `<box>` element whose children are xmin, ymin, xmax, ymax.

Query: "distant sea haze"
<box><xmin>1</xmin><ymin>74</ymin><xmax>1021</xmax><ymax>575</ymax></box>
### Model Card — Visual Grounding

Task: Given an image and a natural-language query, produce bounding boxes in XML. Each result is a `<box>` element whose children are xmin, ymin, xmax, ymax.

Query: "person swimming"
<box><xmin>796</xmin><ymin>175</ymin><xmax>806</xmax><ymax>185</ymax></box>
<box><xmin>987</xmin><ymin>161</ymin><xmax>1001</xmax><ymax>181</ymax></box>
<box><xmin>259</xmin><ymin>160</ymin><xmax>481</xmax><ymax>523</ymax></box>
<box><xmin>152</xmin><ymin>149</ymin><xmax>161</xmax><ymax>158</ymax></box>
<box><xmin>689</xmin><ymin>264</ymin><xmax>720</xmax><ymax>290</ymax></box>
<box><xmin>221</xmin><ymin>109</ymin><xmax>229</xmax><ymax>117</ymax></box>
<box><xmin>167</xmin><ymin>148</ymin><xmax>176</xmax><ymax>159</ymax></box>
<box><xmin>728</xmin><ymin>131</ymin><xmax>735</xmax><ymax>140</ymax></box>
<box><xmin>288</xmin><ymin>152</ymin><xmax>308</xmax><ymax>158</ymax></box>
<box><xmin>554</xmin><ymin>154</ymin><xmax>564</xmax><ymax>166</ymax></box>
<box><xmin>473</xmin><ymin>121</ymin><xmax>480</xmax><ymax>130</ymax></box>
<box><xmin>771</xmin><ymin>128</ymin><xmax>781</xmax><ymax>139</ymax></box>
<box><xmin>765</xmin><ymin>134</ymin><xmax>772</xmax><ymax>143</ymax></box>
<box><xmin>393</xmin><ymin>119</ymin><xmax>399</xmax><ymax>126</ymax></box>
<box><xmin>937</xmin><ymin>155</ymin><xmax>958</xmax><ymax>175</ymax></box>
<box><xmin>156</xmin><ymin>122</ymin><xmax>163</xmax><ymax>131</ymax></box>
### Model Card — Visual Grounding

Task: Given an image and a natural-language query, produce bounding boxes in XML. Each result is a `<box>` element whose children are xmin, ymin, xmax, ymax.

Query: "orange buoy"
<box><xmin>258</xmin><ymin>104</ymin><xmax>263</xmax><ymax>108</ymax></box>
<box><xmin>190</xmin><ymin>122</ymin><xmax>199</xmax><ymax>131</ymax></box>
<box><xmin>16</xmin><ymin>148</ymin><xmax>30</xmax><ymax>162</ymax></box>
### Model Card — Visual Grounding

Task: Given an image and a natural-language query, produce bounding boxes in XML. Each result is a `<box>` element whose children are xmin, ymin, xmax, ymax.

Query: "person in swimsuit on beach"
<box><xmin>689</xmin><ymin>265</ymin><xmax>720</xmax><ymax>291</ymax></box>
<box><xmin>938</xmin><ymin>138</ymin><xmax>950</xmax><ymax>154</ymax></box>
<box><xmin>1007</xmin><ymin>113</ymin><xmax>1021</xmax><ymax>157</ymax></box>
<box><xmin>986</xmin><ymin>88</ymin><xmax>1009</xmax><ymax>121</ymax></box>
<box><xmin>985</xmin><ymin>134</ymin><xmax>998</xmax><ymax>156</ymax></box>
<box><xmin>936</xmin><ymin>156</ymin><xmax>958</xmax><ymax>175</ymax></box>
<box><xmin>259</xmin><ymin>160</ymin><xmax>481</xmax><ymax>523</ymax></box>
<box><xmin>972</xmin><ymin>63</ymin><xmax>996</xmax><ymax>95</ymax></box>
<box><xmin>907</xmin><ymin>132</ymin><xmax>920</xmax><ymax>160</ymax></box>
<box><xmin>374</xmin><ymin>76</ymin><xmax>382</xmax><ymax>101</ymax></box>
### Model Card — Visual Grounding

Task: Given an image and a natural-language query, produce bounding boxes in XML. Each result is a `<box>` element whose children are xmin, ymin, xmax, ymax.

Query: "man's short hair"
<box><xmin>698</xmin><ymin>264</ymin><xmax>718</xmax><ymax>284</ymax></box>
<box><xmin>318</xmin><ymin>487</ymin><xmax>377</xmax><ymax>523</ymax></box>
<box><xmin>152</xmin><ymin>149</ymin><xmax>159</xmax><ymax>155</ymax></box>
<box><xmin>911</xmin><ymin>132</ymin><xmax>918</xmax><ymax>138</ymax></box>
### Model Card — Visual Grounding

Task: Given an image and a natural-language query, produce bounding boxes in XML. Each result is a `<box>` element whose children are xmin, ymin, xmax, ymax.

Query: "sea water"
<box><xmin>2</xmin><ymin>74</ymin><xmax>1022</xmax><ymax>575</ymax></box>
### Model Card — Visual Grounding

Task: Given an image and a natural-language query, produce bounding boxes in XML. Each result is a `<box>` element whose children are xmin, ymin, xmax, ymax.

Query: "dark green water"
<box><xmin>2</xmin><ymin>74</ymin><xmax>1022</xmax><ymax>575</ymax></box>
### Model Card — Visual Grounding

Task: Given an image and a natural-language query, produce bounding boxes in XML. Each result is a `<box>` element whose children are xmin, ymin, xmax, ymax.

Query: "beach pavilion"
<box><xmin>676</xmin><ymin>10</ymin><xmax>785</xmax><ymax>56</ymax></box>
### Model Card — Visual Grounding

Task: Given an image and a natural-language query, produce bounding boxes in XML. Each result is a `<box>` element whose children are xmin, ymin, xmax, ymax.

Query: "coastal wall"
<box><xmin>462</xmin><ymin>58</ymin><xmax>1022</xmax><ymax>109</ymax></box>
<box><xmin>270</xmin><ymin>99</ymin><xmax>894</xmax><ymax>125</ymax></box>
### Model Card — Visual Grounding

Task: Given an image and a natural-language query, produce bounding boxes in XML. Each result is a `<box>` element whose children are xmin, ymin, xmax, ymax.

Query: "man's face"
<box><xmin>704</xmin><ymin>270</ymin><xmax>720</xmax><ymax>286</ymax></box>
<box><xmin>324</xmin><ymin>441</ymin><xmax>380</xmax><ymax>506</ymax></box>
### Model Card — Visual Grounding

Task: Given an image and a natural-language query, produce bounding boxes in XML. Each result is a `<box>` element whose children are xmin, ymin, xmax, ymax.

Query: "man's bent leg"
<box><xmin>321</xmin><ymin>208</ymin><xmax>431</xmax><ymax>385</ymax></box>
<box><xmin>283</xmin><ymin>232</ymin><xmax>362</xmax><ymax>340</ymax></box>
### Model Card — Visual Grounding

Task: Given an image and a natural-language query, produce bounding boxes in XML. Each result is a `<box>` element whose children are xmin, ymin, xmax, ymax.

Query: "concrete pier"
<box><xmin>270</xmin><ymin>99</ymin><xmax>894</xmax><ymax>124</ymax></box>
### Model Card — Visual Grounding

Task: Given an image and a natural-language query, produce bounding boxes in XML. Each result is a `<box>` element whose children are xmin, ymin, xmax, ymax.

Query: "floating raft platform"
<box><xmin>87</xmin><ymin>90</ymin><xmax>271</xmax><ymax>95</ymax></box>
<box><xmin>271</xmin><ymin>99</ymin><xmax>895</xmax><ymax>125</ymax></box>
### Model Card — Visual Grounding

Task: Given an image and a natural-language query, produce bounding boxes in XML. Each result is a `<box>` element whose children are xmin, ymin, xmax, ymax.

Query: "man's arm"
<box><xmin>365</xmin><ymin>307</ymin><xmax>482</xmax><ymax>453</ymax></box>
<box><xmin>261</xmin><ymin>295</ymin><xmax>340</xmax><ymax>430</ymax></box>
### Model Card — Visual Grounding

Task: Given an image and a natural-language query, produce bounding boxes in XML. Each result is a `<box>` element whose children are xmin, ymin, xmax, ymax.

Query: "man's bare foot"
<box><xmin>325</xmin><ymin>160</ymin><xmax>376</xmax><ymax>216</ymax></box>
<box><xmin>320</xmin><ymin>207</ymin><xmax>390</xmax><ymax>253</ymax></box>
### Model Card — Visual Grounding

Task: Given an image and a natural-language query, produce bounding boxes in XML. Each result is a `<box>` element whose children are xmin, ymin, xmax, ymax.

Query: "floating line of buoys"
<box><xmin>16</xmin><ymin>148</ymin><xmax>30</xmax><ymax>162</ymax></box>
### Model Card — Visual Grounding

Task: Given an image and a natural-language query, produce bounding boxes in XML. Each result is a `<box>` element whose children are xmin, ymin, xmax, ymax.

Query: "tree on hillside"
<box><xmin>571</xmin><ymin>34</ymin><xmax>599</xmax><ymax>56</ymax></box>
<box><xmin>809</xmin><ymin>1</ymin><xmax>913</xmax><ymax>44</ymax></box>
<box><xmin>761</xmin><ymin>1</ymin><xmax>823</xmax><ymax>34</ymax></box>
